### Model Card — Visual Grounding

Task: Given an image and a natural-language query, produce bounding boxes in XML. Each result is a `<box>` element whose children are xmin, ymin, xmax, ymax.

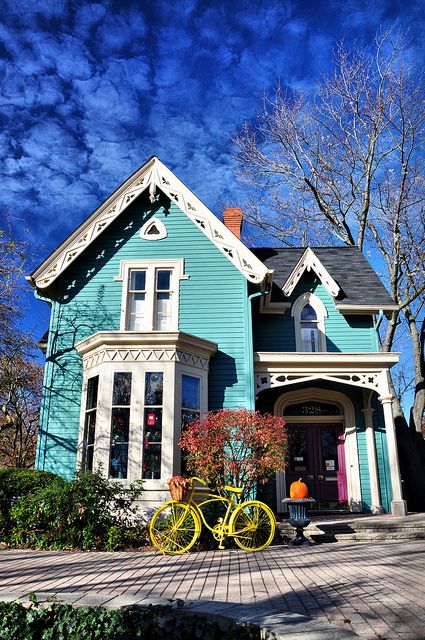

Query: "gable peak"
<box><xmin>282</xmin><ymin>247</ymin><xmax>340</xmax><ymax>298</ymax></box>
<box><xmin>30</xmin><ymin>156</ymin><xmax>269</xmax><ymax>290</ymax></box>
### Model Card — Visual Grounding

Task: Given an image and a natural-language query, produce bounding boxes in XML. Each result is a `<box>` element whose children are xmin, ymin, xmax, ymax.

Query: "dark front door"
<box><xmin>285</xmin><ymin>422</ymin><xmax>347</xmax><ymax>509</ymax></box>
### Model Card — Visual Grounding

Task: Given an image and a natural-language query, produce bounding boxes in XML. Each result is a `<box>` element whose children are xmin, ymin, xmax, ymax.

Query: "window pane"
<box><xmin>288</xmin><ymin>429</ymin><xmax>307</xmax><ymax>472</ymax></box>
<box><xmin>128</xmin><ymin>293</ymin><xmax>145</xmax><ymax>330</ymax></box>
<box><xmin>112</xmin><ymin>372</ymin><xmax>132</xmax><ymax>405</ymax></box>
<box><xmin>145</xmin><ymin>372</ymin><xmax>163</xmax><ymax>405</ymax></box>
<box><xmin>84</xmin><ymin>411</ymin><xmax>97</xmax><ymax>447</ymax></box>
<box><xmin>301</xmin><ymin>327</ymin><xmax>319</xmax><ymax>352</ymax></box>
<box><xmin>82</xmin><ymin>411</ymin><xmax>96</xmax><ymax>472</ymax></box>
<box><xmin>143</xmin><ymin>444</ymin><xmax>161</xmax><ymax>480</ymax></box>
<box><xmin>144</xmin><ymin>408</ymin><xmax>162</xmax><ymax>443</ymax></box>
<box><xmin>109</xmin><ymin>407</ymin><xmax>130</xmax><ymax>479</ymax></box>
<box><xmin>86</xmin><ymin>376</ymin><xmax>99</xmax><ymax>410</ymax></box>
<box><xmin>157</xmin><ymin>270</ymin><xmax>171</xmax><ymax>290</ymax></box>
<box><xmin>182</xmin><ymin>375</ymin><xmax>200</xmax><ymax>410</ymax></box>
<box><xmin>130</xmin><ymin>270</ymin><xmax>146</xmax><ymax>291</ymax></box>
<box><xmin>321</xmin><ymin>429</ymin><xmax>339</xmax><ymax>472</ymax></box>
<box><xmin>155</xmin><ymin>293</ymin><xmax>172</xmax><ymax>330</ymax></box>
<box><xmin>301</xmin><ymin>304</ymin><xmax>317</xmax><ymax>321</ymax></box>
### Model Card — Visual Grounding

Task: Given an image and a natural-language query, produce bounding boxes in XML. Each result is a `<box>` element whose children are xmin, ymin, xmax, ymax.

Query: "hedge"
<box><xmin>0</xmin><ymin>599</ymin><xmax>259</xmax><ymax>640</ymax></box>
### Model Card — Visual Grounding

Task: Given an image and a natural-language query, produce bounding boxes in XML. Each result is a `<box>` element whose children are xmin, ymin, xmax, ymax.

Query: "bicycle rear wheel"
<box><xmin>229</xmin><ymin>500</ymin><xmax>275</xmax><ymax>551</ymax></box>
<box><xmin>149</xmin><ymin>501</ymin><xmax>201</xmax><ymax>555</ymax></box>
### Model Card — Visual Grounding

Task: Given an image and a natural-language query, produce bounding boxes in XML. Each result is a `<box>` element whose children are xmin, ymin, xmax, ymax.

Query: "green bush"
<box><xmin>0</xmin><ymin>599</ymin><xmax>259</xmax><ymax>640</ymax></box>
<box><xmin>0</xmin><ymin>468</ymin><xmax>62</xmax><ymax>540</ymax></box>
<box><xmin>10</xmin><ymin>469</ymin><xmax>145</xmax><ymax>551</ymax></box>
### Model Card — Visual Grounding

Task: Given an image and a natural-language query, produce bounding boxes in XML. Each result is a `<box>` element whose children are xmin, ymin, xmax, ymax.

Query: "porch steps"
<box><xmin>276</xmin><ymin>513</ymin><xmax>425</xmax><ymax>543</ymax></box>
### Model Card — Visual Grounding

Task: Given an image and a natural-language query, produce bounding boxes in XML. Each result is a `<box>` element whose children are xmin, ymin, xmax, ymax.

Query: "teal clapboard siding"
<box><xmin>36</xmin><ymin>194</ymin><xmax>248</xmax><ymax>478</ymax></box>
<box><xmin>254</xmin><ymin>273</ymin><xmax>375</xmax><ymax>353</ymax></box>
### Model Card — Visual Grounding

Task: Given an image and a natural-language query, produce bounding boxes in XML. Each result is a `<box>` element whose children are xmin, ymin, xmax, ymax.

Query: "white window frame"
<box><xmin>291</xmin><ymin>292</ymin><xmax>328</xmax><ymax>352</ymax></box>
<box><xmin>114</xmin><ymin>259</ymin><xmax>188</xmax><ymax>331</ymax></box>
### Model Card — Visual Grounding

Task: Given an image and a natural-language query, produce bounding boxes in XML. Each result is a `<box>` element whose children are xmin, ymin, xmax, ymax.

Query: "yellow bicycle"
<box><xmin>149</xmin><ymin>477</ymin><xmax>276</xmax><ymax>555</ymax></box>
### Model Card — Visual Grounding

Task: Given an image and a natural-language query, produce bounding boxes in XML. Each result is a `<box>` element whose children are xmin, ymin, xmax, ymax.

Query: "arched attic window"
<box><xmin>291</xmin><ymin>293</ymin><xmax>328</xmax><ymax>352</ymax></box>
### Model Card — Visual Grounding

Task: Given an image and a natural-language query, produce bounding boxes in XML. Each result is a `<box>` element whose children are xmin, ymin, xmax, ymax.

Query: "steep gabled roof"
<box><xmin>30</xmin><ymin>157</ymin><xmax>269</xmax><ymax>290</ymax></box>
<box><xmin>252</xmin><ymin>246</ymin><xmax>397</xmax><ymax>312</ymax></box>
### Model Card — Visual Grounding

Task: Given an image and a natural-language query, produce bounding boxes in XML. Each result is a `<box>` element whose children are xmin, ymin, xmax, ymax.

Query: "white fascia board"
<box><xmin>30</xmin><ymin>157</ymin><xmax>269</xmax><ymax>290</ymax></box>
<box><xmin>282</xmin><ymin>248</ymin><xmax>340</xmax><ymax>298</ymax></box>
<box><xmin>254</xmin><ymin>351</ymin><xmax>400</xmax><ymax>371</ymax></box>
<box><xmin>336</xmin><ymin>304</ymin><xmax>398</xmax><ymax>314</ymax></box>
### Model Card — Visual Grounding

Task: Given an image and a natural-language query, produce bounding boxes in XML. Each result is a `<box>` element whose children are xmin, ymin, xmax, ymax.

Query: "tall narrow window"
<box><xmin>127</xmin><ymin>270</ymin><xmax>146</xmax><ymax>330</ymax></box>
<box><xmin>292</xmin><ymin>293</ymin><xmax>327</xmax><ymax>352</ymax></box>
<box><xmin>155</xmin><ymin>269</ymin><xmax>173</xmax><ymax>330</ymax></box>
<box><xmin>109</xmin><ymin>372</ymin><xmax>132</xmax><ymax>479</ymax></box>
<box><xmin>143</xmin><ymin>372</ymin><xmax>164</xmax><ymax>479</ymax></box>
<box><xmin>82</xmin><ymin>376</ymin><xmax>99</xmax><ymax>472</ymax></box>
<box><xmin>300</xmin><ymin>303</ymin><xmax>319</xmax><ymax>352</ymax></box>
<box><xmin>180</xmin><ymin>375</ymin><xmax>200</xmax><ymax>475</ymax></box>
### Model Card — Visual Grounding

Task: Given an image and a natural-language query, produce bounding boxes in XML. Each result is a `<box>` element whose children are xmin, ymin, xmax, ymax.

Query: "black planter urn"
<box><xmin>282</xmin><ymin>498</ymin><xmax>316</xmax><ymax>546</ymax></box>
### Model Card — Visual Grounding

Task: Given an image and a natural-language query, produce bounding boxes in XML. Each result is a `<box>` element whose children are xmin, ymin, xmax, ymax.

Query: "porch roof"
<box><xmin>254</xmin><ymin>351</ymin><xmax>400</xmax><ymax>396</ymax></box>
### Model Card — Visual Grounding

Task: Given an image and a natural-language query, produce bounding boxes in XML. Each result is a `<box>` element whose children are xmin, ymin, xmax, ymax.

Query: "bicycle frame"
<box><xmin>184</xmin><ymin>479</ymin><xmax>238</xmax><ymax>536</ymax></box>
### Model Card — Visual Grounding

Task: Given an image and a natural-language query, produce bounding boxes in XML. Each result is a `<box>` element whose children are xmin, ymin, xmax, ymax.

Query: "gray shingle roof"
<box><xmin>251</xmin><ymin>246</ymin><xmax>396</xmax><ymax>308</ymax></box>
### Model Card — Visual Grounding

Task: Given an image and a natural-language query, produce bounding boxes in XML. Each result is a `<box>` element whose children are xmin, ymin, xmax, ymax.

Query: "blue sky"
<box><xmin>1</xmin><ymin>0</ymin><xmax>423</xmax><ymax>337</ymax></box>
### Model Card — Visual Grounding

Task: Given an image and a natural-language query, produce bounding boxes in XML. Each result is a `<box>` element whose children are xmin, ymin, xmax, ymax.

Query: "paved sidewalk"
<box><xmin>1</xmin><ymin>541</ymin><xmax>425</xmax><ymax>639</ymax></box>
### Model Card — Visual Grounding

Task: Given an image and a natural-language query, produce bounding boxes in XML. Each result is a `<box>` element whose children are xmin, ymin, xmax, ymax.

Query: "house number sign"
<box><xmin>285</xmin><ymin>402</ymin><xmax>341</xmax><ymax>416</ymax></box>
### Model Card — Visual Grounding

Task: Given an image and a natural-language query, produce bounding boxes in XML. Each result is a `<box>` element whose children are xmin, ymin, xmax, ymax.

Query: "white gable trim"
<box><xmin>282</xmin><ymin>248</ymin><xmax>340</xmax><ymax>298</ymax></box>
<box><xmin>30</xmin><ymin>156</ymin><xmax>269</xmax><ymax>289</ymax></box>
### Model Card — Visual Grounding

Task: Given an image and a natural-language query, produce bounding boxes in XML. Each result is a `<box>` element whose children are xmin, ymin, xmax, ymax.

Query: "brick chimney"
<box><xmin>223</xmin><ymin>207</ymin><xmax>243</xmax><ymax>239</ymax></box>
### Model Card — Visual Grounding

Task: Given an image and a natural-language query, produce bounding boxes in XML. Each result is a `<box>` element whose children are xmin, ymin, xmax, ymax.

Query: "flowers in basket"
<box><xmin>167</xmin><ymin>475</ymin><xmax>191</xmax><ymax>501</ymax></box>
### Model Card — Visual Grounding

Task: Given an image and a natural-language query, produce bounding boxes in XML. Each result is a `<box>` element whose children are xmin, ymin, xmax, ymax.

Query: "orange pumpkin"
<box><xmin>290</xmin><ymin>478</ymin><xmax>308</xmax><ymax>499</ymax></box>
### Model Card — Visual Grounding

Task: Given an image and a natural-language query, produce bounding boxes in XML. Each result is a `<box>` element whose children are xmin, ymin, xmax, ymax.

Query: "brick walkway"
<box><xmin>2</xmin><ymin>541</ymin><xmax>425</xmax><ymax>639</ymax></box>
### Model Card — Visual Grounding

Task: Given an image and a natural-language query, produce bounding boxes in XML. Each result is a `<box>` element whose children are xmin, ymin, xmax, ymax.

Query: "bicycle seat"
<box><xmin>224</xmin><ymin>485</ymin><xmax>243</xmax><ymax>496</ymax></box>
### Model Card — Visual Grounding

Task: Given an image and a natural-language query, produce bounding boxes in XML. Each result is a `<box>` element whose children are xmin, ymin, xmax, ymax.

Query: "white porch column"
<box><xmin>378</xmin><ymin>393</ymin><xmax>408</xmax><ymax>516</ymax></box>
<box><xmin>361</xmin><ymin>402</ymin><xmax>383</xmax><ymax>514</ymax></box>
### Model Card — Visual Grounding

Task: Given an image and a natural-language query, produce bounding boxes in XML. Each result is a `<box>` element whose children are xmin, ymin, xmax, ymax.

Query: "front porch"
<box><xmin>254</xmin><ymin>351</ymin><xmax>407</xmax><ymax>516</ymax></box>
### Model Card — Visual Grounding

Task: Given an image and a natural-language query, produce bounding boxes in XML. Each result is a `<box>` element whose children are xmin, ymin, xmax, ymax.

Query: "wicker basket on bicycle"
<box><xmin>167</xmin><ymin>476</ymin><xmax>191</xmax><ymax>501</ymax></box>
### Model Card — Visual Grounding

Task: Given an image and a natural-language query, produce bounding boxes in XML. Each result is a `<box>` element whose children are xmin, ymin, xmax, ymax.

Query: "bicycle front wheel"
<box><xmin>149</xmin><ymin>501</ymin><xmax>201</xmax><ymax>555</ymax></box>
<box><xmin>229</xmin><ymin>500</ymin><xmax>275</xmax><ymax>551</ymax></box>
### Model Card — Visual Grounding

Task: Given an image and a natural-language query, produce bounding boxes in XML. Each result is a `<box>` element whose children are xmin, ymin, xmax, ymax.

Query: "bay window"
<box><xmin>76</xmin><ymin>331</ymin><xmax>216</xmax><ymax>500</ymax></box>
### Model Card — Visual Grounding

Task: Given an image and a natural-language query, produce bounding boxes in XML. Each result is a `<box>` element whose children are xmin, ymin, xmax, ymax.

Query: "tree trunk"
<box><xmin>405</xmin><ymin>310</ymin><xmax>425</xmax><ymax>435</ymax></box>
<box><xmin>390</xmin><ymin>377</ymin><xmax>425</xmax><ymax>511</ymax></box>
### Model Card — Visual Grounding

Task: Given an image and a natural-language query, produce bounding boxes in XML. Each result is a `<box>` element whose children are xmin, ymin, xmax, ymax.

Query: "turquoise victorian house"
<box><xmin>28</xmin><ymin>157</ymin><xmax>407</xmax><ymax>516</ymax></box>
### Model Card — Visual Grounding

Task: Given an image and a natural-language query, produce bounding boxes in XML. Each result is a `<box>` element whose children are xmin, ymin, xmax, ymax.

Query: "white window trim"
<box><xmin>114</xmin><ymin>259</ymin><xmax>188</xmax><ymax>331</ymax></box>
<box><xmin>291</xmin><ymin>292</ymin><xmax>328</xmax><ymax>352</ymax></box>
